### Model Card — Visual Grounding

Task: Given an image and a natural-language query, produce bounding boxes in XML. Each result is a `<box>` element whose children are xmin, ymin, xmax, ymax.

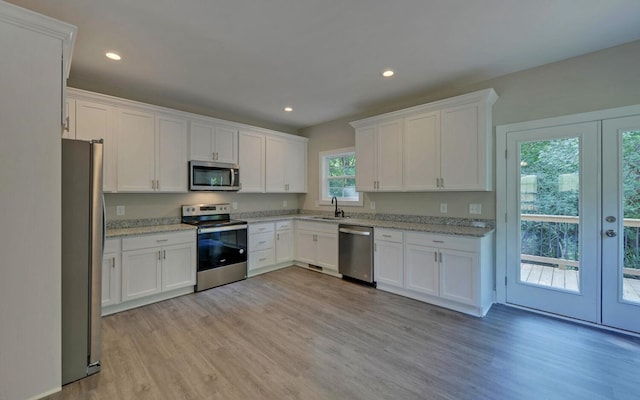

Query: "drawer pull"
<box><xmin>156</xmin><ymin>239</ymin><xmax>169</xmax><ymax>243</ymax></box>
<box><xmin>382</xmin><ymin>234</ymin><xmax>392</xmax><ymax>238</ymax></box>
<box><xmin>432</xmin><ymin>240</ymin><xmax>444</xmax><ymax>244</ymax></box>
<box><xmin>259</xmin><ymin>241</ymin><xmax>267</xmax><ymax>245</ymax></box>
<box><xmin>259</xmin><ymin>258</ymin><xmax>267</xmax><ymax>262</ymax></box>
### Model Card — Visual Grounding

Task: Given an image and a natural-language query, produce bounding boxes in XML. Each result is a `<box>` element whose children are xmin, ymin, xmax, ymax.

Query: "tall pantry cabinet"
<box><xmin>0</xmin><ymin>2</ymin><xmax>76</xmax><ymax>399</ymax></box>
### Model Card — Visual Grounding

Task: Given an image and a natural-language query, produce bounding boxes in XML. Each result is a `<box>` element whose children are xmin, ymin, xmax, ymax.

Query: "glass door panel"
<box><xmin>602</xmin><ymin>115</ymin><xmax>640</xmax><ymax>333</ymax></box>
<box><xmin>506</xmin><ymin>122</ymin><xmax>599</xmax><ymax>323</ymax></box>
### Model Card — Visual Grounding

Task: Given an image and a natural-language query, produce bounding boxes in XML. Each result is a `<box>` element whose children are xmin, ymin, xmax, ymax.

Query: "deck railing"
<box><xmin>520</xmin><ymin>214</ymin><xmax>640</xmax><ymax>277</ymax></box>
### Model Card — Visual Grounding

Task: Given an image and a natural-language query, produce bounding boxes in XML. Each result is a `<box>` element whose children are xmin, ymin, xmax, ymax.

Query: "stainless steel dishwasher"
<box><xmin>338</xmin><ymin>224</ymin><xmax>374</xmax><ymax>284</ymax></box>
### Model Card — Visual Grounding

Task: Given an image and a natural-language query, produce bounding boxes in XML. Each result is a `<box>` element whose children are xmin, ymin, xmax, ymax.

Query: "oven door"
<box><xmin>197</xmin><ymin>225</ymin><xmax>247</xmax><ymax>271</ymax></box>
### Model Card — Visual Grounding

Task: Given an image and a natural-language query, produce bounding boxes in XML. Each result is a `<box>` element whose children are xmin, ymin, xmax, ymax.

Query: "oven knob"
<box><xmin>239</xmin><ymin>249</ymin><xmax>244</xmax><ymax>254</ymax></box>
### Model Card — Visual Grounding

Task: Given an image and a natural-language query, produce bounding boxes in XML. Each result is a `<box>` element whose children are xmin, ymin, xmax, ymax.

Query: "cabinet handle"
<box><xmin>163</xmin><ymin>250</ymin><xmax>167</xmax><ymax>260</ymax></box>
<box><xmin>374</xmin><ymin>243</ymin><xmax>377</xmax><ymax>252</ymax></box>
<box><xmin>439</xmin><ymin>252</ymin><xmax>443</xmax><ymax>263</ymax></box>
<box><xmin>111</xmin><ymin>257</ymin><xmax>116</xmax><ymax>268</ymax></box>
<box><xmin>277</xmin><ymin>234</ymin><xmax>280</xmax><ymax>240</ymax></box>
<box><xmin>63</xmin><ymin>116</ymin><xmax>70</xmax><ymax>132</ymax></box>
<box><xmin>382</xmin><ymin>234</ymin><xmax>392</xmax><ymax>238</ymax></box>
<box><xmin>432</xmin><ymin>240</ymin><xmax>444</xmax><ymax>244</ymax></box>
<box><xmin>259</xmin><ymin>241</ymin><xmax>266</xmax><ymax>245</ymax></box>
<box><xmin>151</xmin><ymin>180</ymin><xmax>155</xmax><ymax>190</ymax></box>
<box><xmin>435</xmin><ymin>252</ymin><xmax>438</xmax><ymax>262</ymax></box>
<box><xmin>156</xmin><ymin>239</ymin><xmax>169</xmax><ymax>243</ymax></box>
<box><xmin>158</xmin><ymin>251</ymin><xmax>162</xmax><ymax>260</ymax></box>
<box><xmin>259</xmin><ymin>257</ymin><xmax>267</xmax><ymax>262</ymax></box>
<box><xmin>156</xmin><ymin>180</ymin><xmax>160</xmax><ymax>190</ymax></box>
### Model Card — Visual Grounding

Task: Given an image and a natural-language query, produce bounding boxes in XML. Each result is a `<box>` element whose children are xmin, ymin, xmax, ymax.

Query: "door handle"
<box><xmin>605</xmin><ymin>229</ymin><xmax>617</xmax><ymax>238</ymax></box>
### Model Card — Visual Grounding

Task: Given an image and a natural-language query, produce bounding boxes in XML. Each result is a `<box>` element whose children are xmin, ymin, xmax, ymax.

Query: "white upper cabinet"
<box><xmin>265</xmin><ymin>136</ymin><xmax>307</xmax><ymax>193</ymax></box>
<box><xmin>117</xmin><ymin>110</ymin><xmax>188</xmax><ymax>192</ymax></box>
<box><xmin>355</xmin><ymin>118</ymin><xmax>403</xmax><ymax>192</ymax></box>
<box><xmin>404</xmin><ymin>111</ymin><xmax>440</xmax><ymax>191</ymax></box>
<box><xmin>73</xmin><ymin>98</ymin><xmax>117</xmax><ymax>192</ymax></box>
<box><xmin>352</xmin><ymin>89</ymin><xmax>497</xmax><ymax>192</ymax></box>
<box><xmin>238</xmin><ymin>130</ymin><xmax>266</xmax><ymax>193</ymax></box>
<box><xmin>189</xmin><ymin>120</ymin><xmax>238</xmax><ymax>164</ymax></box>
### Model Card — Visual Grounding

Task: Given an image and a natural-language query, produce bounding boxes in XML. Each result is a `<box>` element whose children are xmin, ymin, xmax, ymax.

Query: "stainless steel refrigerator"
<box><xmin>61</xmin><ymin>139</ymin><xmax>103</xmax><ymax>384</ymax></box>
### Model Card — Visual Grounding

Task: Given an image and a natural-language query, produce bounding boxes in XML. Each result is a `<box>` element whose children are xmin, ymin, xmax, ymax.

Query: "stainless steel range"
<box><xmin>181</xmin><ymin>204</ymin><xmax>247</xmax><ymax>291</ymax></box>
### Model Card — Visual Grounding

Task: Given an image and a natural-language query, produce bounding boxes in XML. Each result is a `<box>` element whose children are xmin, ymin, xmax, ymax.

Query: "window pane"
<box><xmin>322</xmin><ymin>150</ymin><xmax>360</xmax><ymax>202</ymax></box>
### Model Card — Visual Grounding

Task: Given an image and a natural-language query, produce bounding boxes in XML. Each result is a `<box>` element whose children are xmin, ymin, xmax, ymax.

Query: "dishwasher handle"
<box><xmin>339</xmin><ymin>227</ymin><xmax>371</xmax><ymax>236</ymax></box>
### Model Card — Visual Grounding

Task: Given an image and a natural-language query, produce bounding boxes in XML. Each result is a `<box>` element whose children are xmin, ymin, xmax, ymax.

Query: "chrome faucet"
<box><xmin>331</xmin><ymin>196</ymin><xmax>344</xmax><ymax>218</ymax></box>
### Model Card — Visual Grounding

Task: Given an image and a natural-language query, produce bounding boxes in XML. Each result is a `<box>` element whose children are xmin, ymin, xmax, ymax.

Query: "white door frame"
<box><xmin>496</xmin><ymin>104</ymin><xmax>640</xmax><ymax>305</ymax></box>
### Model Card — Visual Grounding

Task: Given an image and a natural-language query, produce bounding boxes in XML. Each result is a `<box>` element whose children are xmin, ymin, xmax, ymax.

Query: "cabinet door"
<box><xmin>296</xmin><ymin>230</ymin><xmax>316</xmax><ymax>265</ymax></box>
<box><xmin>404</xmin><ymin>112</ymin><xmax>440</xmax><ymax>191</ymax></box>
<box><xmin>101</xmin><ymin>252</ymin><xmax>120</xmax><ymax>307</ymax></box>
<box><xmin>62</xmin><ymin>98</ymin><xmax>75</xmax><ymax>139</ymax></box>
<box><xmin>75</xmin><ymin>100</ymin><xmax>117</xmax><ymax>192</ymax></box>
<box><xmin>355</xmin><ymin>126</ymin><xmax>376</xmax><ymax>191</ymax></box>
<box><xmin>316</xmin><ymin>232</ymin><xmax>338</xmax><ymax>271</ymax></box>
<box><xmin>404</xmin><ymin>244</ymin><xmax>439</xmax><ymax>296</ymax></box>
<box><xmin>265</xmin><ymin>137</ymin><xmax>287</xmax><ymax>192</ymax></box>
<box><xmin>286</xmin><ymin>140</ymin><xmax>307</xmax><ymax>192</ymax></box>
<box><xmin>440</xmin><ymin>249</ymin><xmax>477</xmax><ymax>306</ymax></box>
<box><xmin>162</xmin><ymin>243</ymin><xmax>196</xmax><ymax>291</ymax></box>
<box><xmin>121</xmin><ymin>248</ymin><xmax>162</xmax><ymax>301</ymax></box>
<box><xmin>156</xmin><ymin>114</ymin><xmax>188</xmax><ymax>192</ymax></box>
<box><xmin>238</xmin><ymin>131</ymin><xmax>265</xmax><ymax>192</ymax></box>
<box><xmin>189</xmin><ymin>121</ymin><xmax>214</xmax><ymax>161</ymax></box>
<box><xmin>440</xmin><ymin>102</ymin><xmax>484</xmax><ymax>190</ymax></box>
<box><xmin>376</xmin><ymin>119</ymin><xmax>403</xmax><ymax>191</ymax></box>
<box><xmin>214</xmin><ymin>126</ymin><xmax>238</xmax><ymax>164</ymax></box>
<box><xmin>117</xmin><ymin>109</ymin><xmax>156</xmax><ymax>192</ymax></box>
<box><xmin>374</xmin><ymin>240</ymin><xmax>404</xmax><ymax>287</ymax></box>
<box><xmin>276</xmin><ymin>230</ymin><xmax>294</xmax><ymax>263</ymax></box>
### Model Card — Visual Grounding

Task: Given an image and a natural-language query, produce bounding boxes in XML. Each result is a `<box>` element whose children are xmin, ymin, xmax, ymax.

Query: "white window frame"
<box><xmin>318</xmin><ymin>147</ymin><xmax>363</xmax><ymax>206</ymax></box>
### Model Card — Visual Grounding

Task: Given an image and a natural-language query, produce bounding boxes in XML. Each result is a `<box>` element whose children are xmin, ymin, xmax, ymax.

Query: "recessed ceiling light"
<box><xmin>284</xmin><ymin>107</ymin><xmax>293</xmax><ymax>112</ymax></box>
<box><xmin>381</xmin><ymin>69</ymin><xmax>395</xmax><ymax>78</ymax></box>
<box><xmin>105</xmin><ymin>52</ymin><xmax>122</xmax><ymax>61</ymax></box>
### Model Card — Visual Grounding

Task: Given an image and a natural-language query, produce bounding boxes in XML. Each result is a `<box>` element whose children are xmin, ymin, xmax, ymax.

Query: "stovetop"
<box><xmin>181</xmin><ymin>203</ymin><xmax>246</xmax><ymax>229</ymax></box>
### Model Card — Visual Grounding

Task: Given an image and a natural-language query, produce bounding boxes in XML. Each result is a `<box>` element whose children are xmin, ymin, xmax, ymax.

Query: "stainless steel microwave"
<box><xmin>189</xmin><ymin>160</ymin><xmax>240</xmax><ymax>191</ymax></box>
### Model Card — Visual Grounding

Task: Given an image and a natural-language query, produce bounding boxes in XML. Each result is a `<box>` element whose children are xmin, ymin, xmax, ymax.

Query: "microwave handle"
<box><xmin>230</xmin><ymin>168</ymin><xmax>235</xmax><ymax>187</ymax></box>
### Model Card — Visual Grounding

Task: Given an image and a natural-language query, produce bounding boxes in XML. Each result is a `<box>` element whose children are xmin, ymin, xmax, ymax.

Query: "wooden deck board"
<box><xmin>520</xmin><ymin>263</ymin><xmax>640</xmax><ymax>301</ymax></box>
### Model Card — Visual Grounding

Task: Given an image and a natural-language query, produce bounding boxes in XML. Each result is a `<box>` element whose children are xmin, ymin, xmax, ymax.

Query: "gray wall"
<box><xmin>298</xmin><ymin>40</ymin><xmax>640</xmax><ymax>219</ymax></box>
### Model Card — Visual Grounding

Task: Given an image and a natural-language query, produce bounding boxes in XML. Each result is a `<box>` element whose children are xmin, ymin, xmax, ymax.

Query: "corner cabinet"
<box><xmin>351</xmin><ymin>89</ymin><xmax>498</xmax><ymax>192</ymax></box>
<box><xmin>265</xmin><ymin>136</ymin><xmax>307</xmax><ymax>193</ymax></box>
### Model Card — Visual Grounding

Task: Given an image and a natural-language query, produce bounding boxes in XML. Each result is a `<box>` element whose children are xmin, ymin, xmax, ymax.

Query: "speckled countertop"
<box><xmin>106</xmin><ymin>223</ymin><xmax>195</xmax><ymax>238</ymax></box>
<box><xmin>106</xmin><ymin>213</ymin><xmax>494</xmax><ymax>238</ymax></box>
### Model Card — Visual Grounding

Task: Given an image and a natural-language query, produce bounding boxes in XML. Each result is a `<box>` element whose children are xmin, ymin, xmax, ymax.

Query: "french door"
<box><xmin>506</xmin><ymin>122</ymin><xmax>600</xmax><ymax>323</ymax></box>
<box><xmin>602</xmin><ymin>115</ymin><xmax>640</xmax><ymax>333</ymax></box>
<box><xmin>505</xmin><ymin>116</ymin><xmax>640</xmax><ymax>333</ymax></box>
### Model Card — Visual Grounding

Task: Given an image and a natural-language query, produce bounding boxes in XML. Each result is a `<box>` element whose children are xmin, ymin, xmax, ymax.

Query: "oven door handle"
<box><xmin>199</xmin><ymin>224</ymin><xmax>248</xmax><ymax>234</ymax></box>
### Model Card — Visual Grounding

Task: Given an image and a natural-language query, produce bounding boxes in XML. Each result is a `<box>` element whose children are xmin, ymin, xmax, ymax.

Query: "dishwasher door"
<box><xmin>338</xmin><ymin>225</ymin><xmax>374</xmax><ymax>284</ymax></box>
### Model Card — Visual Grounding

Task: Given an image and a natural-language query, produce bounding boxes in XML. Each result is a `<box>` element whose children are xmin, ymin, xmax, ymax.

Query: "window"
<box><xmin>319</xmin><ymin>147</ymin><xmax>362</xmax><ymax>206</ymax></box>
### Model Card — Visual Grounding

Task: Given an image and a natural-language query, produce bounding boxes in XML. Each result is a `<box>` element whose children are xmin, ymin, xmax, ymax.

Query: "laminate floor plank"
<box><xmin>45</xmin><ymin>267</ymin><xmax>640</xmax><ymax>400</ymax></box>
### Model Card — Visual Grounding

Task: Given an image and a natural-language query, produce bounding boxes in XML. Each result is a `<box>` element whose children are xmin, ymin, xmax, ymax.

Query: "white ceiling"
<box><xmin>8</xmin><ymin>0</ymin><xmax>640</xmax><ymax>130</ymax></box>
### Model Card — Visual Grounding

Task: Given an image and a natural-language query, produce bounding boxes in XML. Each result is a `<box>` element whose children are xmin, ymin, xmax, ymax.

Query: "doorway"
<box><xmin>499</xmin><ymin>113</ymin><xmax>640</xmax><ymax>333</ymax></box>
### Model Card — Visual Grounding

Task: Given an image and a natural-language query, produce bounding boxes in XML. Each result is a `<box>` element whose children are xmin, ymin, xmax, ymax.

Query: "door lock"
<box><xmin>605</xmin><ymin>229</ymin><xmax>617</xmax><ymax>238</ymax></box>
<box><xmin>605</xmin><ymin>216</ymin><xmax>617</xmax><ymax>223</ymax></box>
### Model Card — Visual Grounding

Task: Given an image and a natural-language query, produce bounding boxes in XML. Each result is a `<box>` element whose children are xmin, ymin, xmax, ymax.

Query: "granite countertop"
<box><xmin>106</xmin><ymin>223</ymin><xmax>196</xmax><ymax>238</ymax></box>
<box><xmin>106</xmin><ymin>213</ymin><xmax>494</xmax><ymax>239</ymax></box>
<box><xmin>244</xmin><ymin>214</ymin><xmax>493</xmax><ymax>237</ymax></box>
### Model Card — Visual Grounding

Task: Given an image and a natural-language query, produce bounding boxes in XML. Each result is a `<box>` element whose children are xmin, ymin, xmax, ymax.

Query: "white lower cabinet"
<box><xmin>375</xmin><ymin>228</ymin><xmax>493</xmax><ymax>317</ymax></box>
<box><xmin>275</xmin><ymin>220</ymin><xmax>294</xmax><ymax>263</ymax></box>
<box><xmin>121</xmin><ymin>231</ymin><xmax>196</xmax><ymax>301</ymax></box>
<box><xmin>374</xmin><ymin>229</ymin><xmax>404</xmax><ymax>288</ymax></box>
<box><xmin>248</xmin><ymin>222</ymin><xmax>276</xmax><ymax>272</ymax></box>
<box><xmin>295</xmin><ymin>221</ymin><xmax>338</xmax><ymax>273</ymax></box>
<box><xmin>102</xmin><ymin>238</ymin><xmax>121</xmax><ymax>307</ymax></box>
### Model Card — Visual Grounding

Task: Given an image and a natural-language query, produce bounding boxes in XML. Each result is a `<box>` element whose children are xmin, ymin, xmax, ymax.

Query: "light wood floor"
<box><xmin>46</xmin><ymin>267</ymin><xmax>640</xmax><ymax>400</ymax></box>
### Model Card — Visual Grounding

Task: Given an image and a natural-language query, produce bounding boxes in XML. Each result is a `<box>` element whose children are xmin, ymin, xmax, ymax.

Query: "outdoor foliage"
<box><xmin>327</xmin><ymin>153</ymin><xmax>357</xmax><ymax>198</ymax></box>
<box><xmin>519</xmin><ymin>132</ymin><xmax>640</xmax><ymax>271</ymax></box>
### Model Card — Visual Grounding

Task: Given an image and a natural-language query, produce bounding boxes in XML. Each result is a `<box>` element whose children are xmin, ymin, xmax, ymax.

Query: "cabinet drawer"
<box><xmin>249</xmin><ymin>248</ymin><xmax>275</xmax><ymax>269</ymax></box>
<box><xmin>405</xmin><ymin>231</ymin><xmax>478</xmax><ymax>252</ymax></box>
<box><xmin>104</xmin><ymin>238</ymin><xmax>121</xmax><ymax>253</ymax></box>
<box><xmin>276</xmin><ymin>220</ymin><xmax>293</xmax><ymax>231</ymax></box>
<box><xmin>249</xmin><ymin>222</ymin><xmax>274</xmax><ymax>234</ymax></box>
<box><xmin>122</xmin><ymin>230</ymin><xmax>196</xmax><ymax>251</ymax></box>
<box><xmin>374</xmin><ymin>228</ymin><xmax>403</xmax><ymax>243</ymax></box>
<box><xmin>249</xmin><ymin>231</ymin><xmax>274</xmax><ymax>251</ymax></box>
